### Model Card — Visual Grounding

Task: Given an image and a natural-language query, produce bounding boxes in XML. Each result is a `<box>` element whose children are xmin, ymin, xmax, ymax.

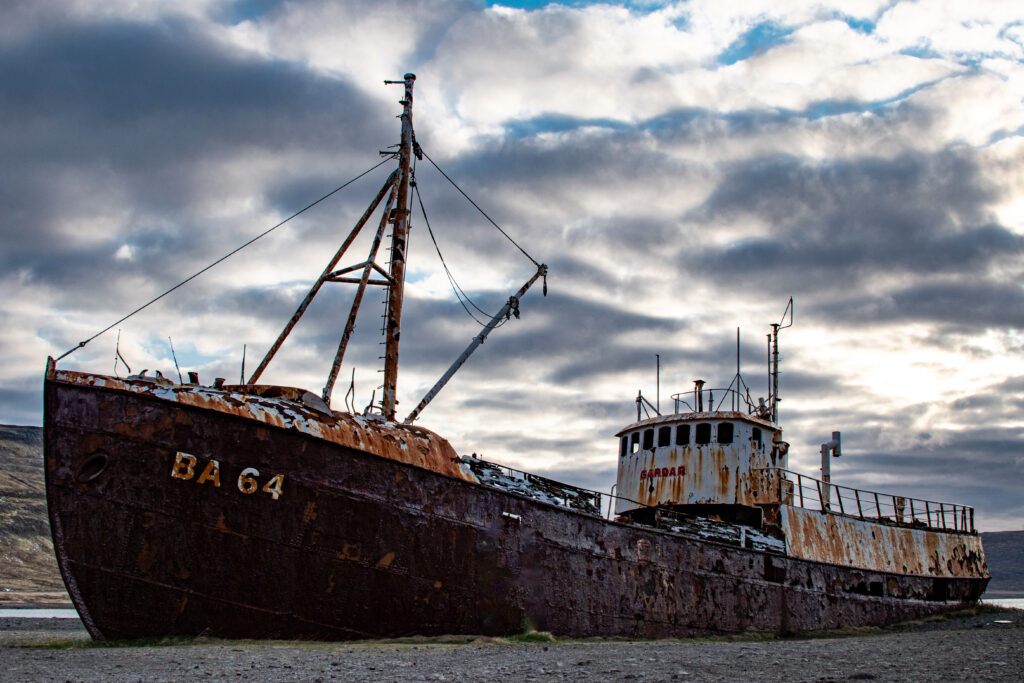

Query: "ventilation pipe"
<box><xmin>820</xmin><ymin>431</ymin><xmax>841</xmax><ymax>509</ymax></box>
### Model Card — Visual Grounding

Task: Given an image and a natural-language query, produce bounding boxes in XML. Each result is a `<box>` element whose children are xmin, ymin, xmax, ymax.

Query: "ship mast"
<box><xmin>381</xmin><ymin>73</ymin><xmax>416</xmax><ymax>420</ymax></box>
<box><xmin>247</xmin><ymin>74</ymin><xmax>417</xmax><ymax>416</ymax></box>
<box><xmin>247</xmin><ymin>73</ymin><xmax>544</xmax><ymax>421</ymax></box>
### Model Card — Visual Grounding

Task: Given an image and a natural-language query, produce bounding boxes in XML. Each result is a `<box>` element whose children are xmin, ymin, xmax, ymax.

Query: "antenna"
<box><xmin>114</xmin><ymin>329</ymin><xmax>131</xmax><ymax>377</ymax></box>
<box><xmin>656</xmin><ymin>354</ymin><xmax>660</xmax><ymax>414</ymax></box>
<box><xmin>768</xmin><ymin>297</ymin><xmax>794</xmax><ymax>424</ymax></box>
<box><xmin>168</xmin><ymin>336</ymin><xmax>183</xmax><ymax>384</ymax></box>
<box><xmin>735</xmin><ymin>328</ymin><xmax>740</xmax><ymax>411</ymax></box>
<box><xmin>345</xmin><ymin>368</ymin><xmax>356</xmax><ymax>413</ymax></box>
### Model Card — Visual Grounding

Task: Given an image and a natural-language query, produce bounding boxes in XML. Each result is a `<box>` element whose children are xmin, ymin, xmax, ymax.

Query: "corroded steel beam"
<box><xmin>322</xmin><ymin>183</ymin><xmax>398</xmax><ymax>404</ymax></box>
<box><xmin>404</xmin><ymin>264</ymin><xmax>547</xmax><ymax>424</ymax></box>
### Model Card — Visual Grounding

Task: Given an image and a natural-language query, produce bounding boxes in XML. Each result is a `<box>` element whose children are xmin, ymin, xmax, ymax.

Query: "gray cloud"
<box><xmin>688</xmin><ymin>151</ymin><xmax>1007</xmax><ymax>285</ymax></box>
<box><xmin>1</xmin><ymin>18</ymin><xmax>391</xmax><ymax>293</ymax></box>
<box><xmin>814</xmin><ymin>279</ymin><xmax>1024</xmax><ymax>331</ymax></box>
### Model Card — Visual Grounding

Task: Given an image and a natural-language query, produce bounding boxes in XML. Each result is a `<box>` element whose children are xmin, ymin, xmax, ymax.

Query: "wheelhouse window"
<box><xmin>642</xmin><ymin>429</ymin><xmax>654</xmax><ymax>451</ymax></box>
<box><xmin>620</xmin><ymin>436</ymin><xmax>628</xmax><ymax>457</ymax></box>
<box><xmin>752</xmin><ymin>427</ymin><xmax>762</xmax><ymax>447</ymax></box>
<box><xmin>630</xmin><ymin>432</ymin><xmax>640</xmax><ymax>454</ymax></box>
<box><xmin>718</xmin><ymin>422</ymin><xmax>734</xmax><ymax>444</ymax></box>
<box><xmin>695</xmin><ymin>423</ymin><xmax>711</xmax><ymax>445</ymax></box>
<box><xmin>676</xmin><ymin>424</ymin><xmax>690</xmax><ymax>445</ymax></box>
<box><xmin>657</xmin><ymin>426</ymin><xmax>671</xmax><ymax>448</ymax></box>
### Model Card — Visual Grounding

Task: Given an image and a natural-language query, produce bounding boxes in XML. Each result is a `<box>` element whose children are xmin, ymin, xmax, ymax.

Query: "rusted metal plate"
<box><xmin>778</xmin><ymin>505</ymin><xmax>987</xmax><ymax>578</ymax></box>
<box><xmin>46</xmin><ymin>375</ymin><xmax>987</xmax><ymax>641</ymax></box>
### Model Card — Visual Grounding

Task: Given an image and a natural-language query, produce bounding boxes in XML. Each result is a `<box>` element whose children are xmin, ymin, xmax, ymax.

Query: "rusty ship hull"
<box><xmin>46</xmin><ymin>371</ymin><xmax>987</xmax><ymax>641</ymax></box>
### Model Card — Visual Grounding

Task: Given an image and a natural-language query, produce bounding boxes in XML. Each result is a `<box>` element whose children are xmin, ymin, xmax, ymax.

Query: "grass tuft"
<box><xmin>507</xmin><ymin>629</ymin><xmax>557</xmax><ymax>643</ymax></box>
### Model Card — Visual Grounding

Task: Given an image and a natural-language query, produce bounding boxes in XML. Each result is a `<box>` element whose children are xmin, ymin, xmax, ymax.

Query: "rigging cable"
<box><xmin>412</xmin><ymin>180</ymin><xmax>506</xmax><ymax>329</ymax></box>
<box><xmin>421</xmin><ymin>149</ymin><xmax>540</xmax><ymax>268</ymax></box>
<box><xmin>56</xmin><ymin>157</ymin><xmax>395</xmax><ymax>361</ymax></box>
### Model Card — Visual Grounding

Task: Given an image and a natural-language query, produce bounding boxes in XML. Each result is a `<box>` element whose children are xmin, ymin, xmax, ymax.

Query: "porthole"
<box><xmin>76</xmin><ymin>451</ymin><xmax>109</xmax><ymax>483</ymax></box>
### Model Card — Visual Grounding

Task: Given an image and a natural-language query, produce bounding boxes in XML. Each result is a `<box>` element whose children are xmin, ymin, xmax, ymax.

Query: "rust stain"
<box><xmin>213</xmin><ymin>514</ymin><xmax>247</xmax><ymax>539</ymax></box>
<box><xmin>302</xmin><ymin>501</ymin><xmax>317</xmax><ymax>524</ymax></box>
<box><xmin>137</xmin><ymin>542</ymin><xmax>158</xmax><ymax>575</ymax></box>
<box><xmin>80</xmin><ymin>433</ymin><xmax>104</xmax><ymax>454</ymax></box>
<box><xmin>376</xmin><ymin>551</ymin><xmax>396</xmax><ymax>569</ymax></box>
<box><xmin>336</xmin><ymin>543</ymin><xmax>360</xmax><ymax>562</ymax></box>
<box><xmin>781</xmin><ymin>506</ymin><xmax>986</xmax><ymax>578</ymax></box>
<box><xmin>615</xmin><ymin>415</ymin><xmax>776</xmax><ymax>513</ymax></box>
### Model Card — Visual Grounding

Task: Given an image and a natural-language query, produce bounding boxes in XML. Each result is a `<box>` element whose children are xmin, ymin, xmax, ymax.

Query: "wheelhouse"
<box><xmin>613</xmin><ymin>383</ymin><xmax>783</xmax><ymax>526</ymax></box>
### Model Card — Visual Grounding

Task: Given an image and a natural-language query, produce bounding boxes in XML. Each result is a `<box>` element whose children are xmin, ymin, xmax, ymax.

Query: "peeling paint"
<box><xmin>54</xmin><ymin>370</ymin><xmax>476</xmax><ymax>484</ymax></box>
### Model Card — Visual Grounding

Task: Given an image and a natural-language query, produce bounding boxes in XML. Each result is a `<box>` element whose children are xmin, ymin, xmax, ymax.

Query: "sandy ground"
<box><xmin>0</xmin><ymin>608</ymin><xmax>1020</xmax><ymax>682</ymax></box>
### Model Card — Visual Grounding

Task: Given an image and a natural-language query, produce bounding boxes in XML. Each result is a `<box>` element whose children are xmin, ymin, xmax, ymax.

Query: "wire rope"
<box><xmin>56</xmin><ymin>157</ymin><xmax>394</xmax><ymax>361</ymax></box>
<box><xmin>420</xmin><ymin>150</ymin><xmax>540</xmax><ymax>268</ymax></box>
<box><xmin>413</xmin><ymin>180</ymin><xmax>507</xmax><ymax>329</ymax></box>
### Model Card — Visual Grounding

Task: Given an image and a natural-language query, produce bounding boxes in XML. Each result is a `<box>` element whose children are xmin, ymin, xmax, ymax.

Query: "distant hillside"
<box><xmin>981</xmin><ymin>530</ymin><xmax>1024</xmax><ymax>597</ymax></box>
<box><xmin>0</xmin><ymin>425</ymin><xmax>64</xmax><ymax>595</ymax></box>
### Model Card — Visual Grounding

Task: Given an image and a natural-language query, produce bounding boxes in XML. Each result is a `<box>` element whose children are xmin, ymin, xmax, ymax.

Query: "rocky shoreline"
<box><xmin>1</xmin><ymin>607</ymin><xmax>1020</xmax><ymax>682</ymax></box>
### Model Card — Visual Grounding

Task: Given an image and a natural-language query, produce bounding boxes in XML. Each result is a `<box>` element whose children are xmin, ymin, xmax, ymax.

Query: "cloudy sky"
<box><xmin>3</xmin><ymin>0</ymin><xmax>1023</xmax><ymax>530</ymax></box>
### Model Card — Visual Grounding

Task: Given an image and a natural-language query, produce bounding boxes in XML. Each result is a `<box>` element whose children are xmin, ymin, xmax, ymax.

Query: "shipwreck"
<box><xmin>44</xmin><ymin>75</ymin><xmax>987</xmax><ymax>640</ymax></box>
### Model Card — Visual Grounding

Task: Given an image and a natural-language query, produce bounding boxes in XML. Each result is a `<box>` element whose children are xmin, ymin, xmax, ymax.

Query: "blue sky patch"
<box><xmin>837</xmin><ymin>13</ymin><xmax>876</xmax><ymax>34</ymax></box>
<box><xmin>987</xmin><ymin>124</ymin><xmax>1024</xmax><ymax>146</ymax></box>
<box><xmin>795</xmin><ymin>74</ymin><xmax>951</xmax><ymax>120</ymax></box>
<box><xmin>219</xmin><ymin>0</ymin><xmax>281</xmax><ymax>24</ymax></box>
<box><xmin>486</xmin><ymin>1</ymin><xmax>670</xmax><ymax>10</ymax></box>
<box><xmin>504</xmin><ymin>113</ymin><xmax>630</xmax><ymax>139</ymax></box>
<box><xmin>717</xmin><ymin>21</ymin><xmax>794</xmax><ymax>66</ymax></box>
<box><xmin>900</xmin><ymin>44</ymin><xmax>944</xmax><ymax>60</ymax></box>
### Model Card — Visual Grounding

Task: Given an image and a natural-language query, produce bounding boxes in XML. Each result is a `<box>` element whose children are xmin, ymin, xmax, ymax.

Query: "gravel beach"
<box><xmin>1</xmin><ymin>608</ymin><xmax>1020</xmax><ymax>682</ymax></box>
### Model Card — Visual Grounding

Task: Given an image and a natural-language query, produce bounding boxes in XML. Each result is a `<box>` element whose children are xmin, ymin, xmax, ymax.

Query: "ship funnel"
<box><xmin>694</xmin><ymin>379</ymin><xmax>706</xmax><ymax>412</ymax></box>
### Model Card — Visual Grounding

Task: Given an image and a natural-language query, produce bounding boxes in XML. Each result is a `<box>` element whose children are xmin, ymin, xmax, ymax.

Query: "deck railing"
<box><xmin>670</xmin><ymin>387</ymin><xmax>758</xmax><ymax>414</ymax></box>
<box><xmin>755</xmin><ymin>467</ymin><xmax>975</xmax><ymax>533</ymax></box>
<box><xmin>463</xmin><ymin>458</ymin><xmax>975</xmax><ymax>535</ymax></box>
